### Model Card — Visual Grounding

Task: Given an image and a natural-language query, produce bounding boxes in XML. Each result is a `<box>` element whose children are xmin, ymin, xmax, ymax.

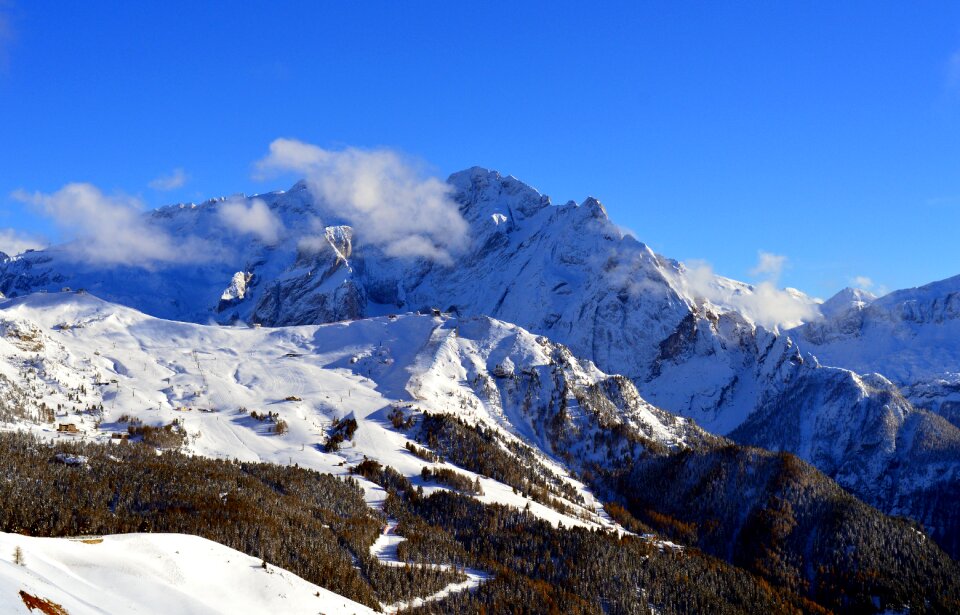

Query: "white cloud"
<box><xmin>295</xmin><ymin>217</ymin><xmax>330</xmax><ymax>254</ymax></box>
<box><xmin>11</xmin><ymin>183</ymin><xmax>208</xmax><ymax>267</ymax></box>
<box><xmin>0</xmin><ymin>228</ymin><xmax>45</xmax><ymax>257</ymax></box>
<box><xmin>677</xmin><ymin>259</ymin><xmax>819</xmax><ymax>330</ymax></box>
<box><xmin>852</xmin><ymin>275</ymin><xmax>874</xmax><ymax>290</ymax></box>
<box><xmin>590</xmin><ymin>244</ymin><xmax>818</xmax><ymax>330</ymax></box>
<box><xmin>749</xmin><ymin>250</ymin><xmax>787</xmax><ymax>280</ymax></box>
<box><xmin>254</xmin><ymin>138</ymin><xmax>468</xmax><ymax>263</ymax></box>
<box><xmin>149</xmin><ymin>168</ymin><xmax>188</xmax><ymax>191</ymax></box>
<box><xmin>217</xmin><ymin>197</ymin><xmax>284</xmax><ymax>244</ymax></box>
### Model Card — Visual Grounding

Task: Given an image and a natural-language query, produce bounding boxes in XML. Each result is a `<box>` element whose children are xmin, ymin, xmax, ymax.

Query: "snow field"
<box><xmin>0</xmin><ymin>532</ymin><xmax>377</xmax><ymax>614</ymax></box>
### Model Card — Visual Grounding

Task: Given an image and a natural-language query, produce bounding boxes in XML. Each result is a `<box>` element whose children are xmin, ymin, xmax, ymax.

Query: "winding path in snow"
<box><xmin>370</xmin><ymin>520</ymin><xmax>491</xmax><ymax>613</ymax></box>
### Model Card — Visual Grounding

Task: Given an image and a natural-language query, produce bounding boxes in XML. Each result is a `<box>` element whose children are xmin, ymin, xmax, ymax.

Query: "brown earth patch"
<box><xmin>19</xmin><ymin>590</ymin><xmax>69</xmax><ymax>615</ymax></box>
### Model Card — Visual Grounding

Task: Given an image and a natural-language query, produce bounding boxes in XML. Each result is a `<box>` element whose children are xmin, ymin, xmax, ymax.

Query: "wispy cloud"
<box><xmin>851</xmin><ymin>275</ymin><xmax>873</xmax><ymax>290</ymax></box>
<box><xmin>0</xmin><ymin>228</ymin><xmax>45</xmax><ymax>257</ymax></box>
<box><xmin>675</xmin><ymin>254</ymin><xmax>819</xmax><ymax>330</ymax></box>
<box><xmin>595</xmin><ymin>244</ymin><xmax>818</xmax><ymax>330</ymax></box>
<box><xmin>217</xmin><ymin>197</ymin><xmax>284</xmax><ymax>244</ymax></box>
<box><xmin>851</xmin><ymin>276</ymin><xmax>889</xmax><ymax>297</ymax></box>
<box><xmin>148</xmin><ymin>168</ymin><xmax>188</xmax><ymax>191</ymax></box>
<box><xmin>749</xmin><ymin>250</ymin><xmax>787</xmax><ymax>280</ymax></box>
<box><xmin>11</xmin><ymin>183</ymin><xmax>209</xmax><ymax>267</ymax></box>
<box><xmin>254</xmin><ymin>138</ymin><xmax>468</xmax><ymax>263</ymax></box>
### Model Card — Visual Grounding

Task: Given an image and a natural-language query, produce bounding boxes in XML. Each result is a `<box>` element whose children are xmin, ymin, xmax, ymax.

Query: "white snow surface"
<box><xmin>0</xmin><ymin>532</ymin><xmax>376</xmax><ymax>614</ymax></box>
<box><xmin>0</xmin><ymin>291</ymin><xmax>677</xmax><ymax>531</ymax></box>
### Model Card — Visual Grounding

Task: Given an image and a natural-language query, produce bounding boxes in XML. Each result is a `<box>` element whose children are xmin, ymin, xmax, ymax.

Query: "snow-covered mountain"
<box><xmin>0</xmin><ymin>169</ymin><xmax>846</xmax><ymax>434</ymax></box>
<box><xmin>795</xmin><ymin>276</ymin><xmax>960</xmax><ymax>428</ymax></box>
<box><xmin>817</xmin><ymin>286</ymin><xmax>877</xmax><ymax>319</ymax></box>
<box><xmin>2</xmin><ymin>169</ymin><xmax>959</xmax><ymax>560</ymax></box>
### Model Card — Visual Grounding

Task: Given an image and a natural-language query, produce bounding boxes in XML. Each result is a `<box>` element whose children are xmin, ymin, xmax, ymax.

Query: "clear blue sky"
<box><xmin>2</xmin><ymin>1</ymin><xmax>959</xmax><ymax>298</ymax></box>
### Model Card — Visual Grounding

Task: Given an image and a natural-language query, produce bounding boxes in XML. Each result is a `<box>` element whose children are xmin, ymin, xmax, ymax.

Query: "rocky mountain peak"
<box><xmin>820</xmin><ymin>286</ymin><xmax>877</xmax><ymax>319</ymax></box>
<box><xmin>448</xmin><ymin>167</ymin><xmax>551</xmax><ymax>223</ymax></box>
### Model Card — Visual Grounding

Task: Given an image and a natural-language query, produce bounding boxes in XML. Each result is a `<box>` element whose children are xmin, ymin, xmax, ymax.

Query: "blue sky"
<box><xmin>1</xmin><ymin>1</ymin><xmax>959</xmax><ymax>298</ymax></box>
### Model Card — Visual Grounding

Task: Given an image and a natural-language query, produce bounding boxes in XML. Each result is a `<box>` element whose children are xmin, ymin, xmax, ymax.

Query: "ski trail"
<box><xmin>370</xmin><ymin>519</ymin><xmax>492</xmax><ymax>613</ymax></box>
<box><xmin>380</xmin><ymin>569</ymin><xmax>492</xmax><ymax>614</ymax></box>
<box><xmin>369</xmin><ymin>520</ymin><xmax>405</xmax><ymax>567</ymax></box>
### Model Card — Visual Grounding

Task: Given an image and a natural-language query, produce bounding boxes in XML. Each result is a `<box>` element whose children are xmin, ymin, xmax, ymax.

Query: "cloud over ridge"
<box><xmin>677</xmin><ymin>254</ymin><xmax>819</xmax><ymax>330</ymax></box>
<box><xmin>12</xmin><ymin>183</ymin><xmax>207</xmax><ymax>267</ymax></box>
<box><xmin>749</xmin><ymin>251</ymin><xmax>787</xmax><ymax>279</ymax></box>
<box><xmin>255</xmin><ymin>138</ymin><xmax>468</xmax><ymax>263</ymax></box>
<box><xmin>0</xmin><ymin>228</ymin><xmax>45</xmax><ymax>257</ymax></box>
<box><xmin>217</xmin><ymin>197</ymin><xmax>284</xmax><ymax>244</ymax></box>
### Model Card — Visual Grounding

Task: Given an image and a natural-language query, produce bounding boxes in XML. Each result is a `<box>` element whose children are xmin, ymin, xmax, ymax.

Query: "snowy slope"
<box><xmin>0</xmin><ymin>532</ymin><xmax>376</xmax><ymax>615</ymax></box>
<box><xmin>0</xmin><ymin>292</ymin><xmax>708</xmax><ymax>532</ymax></box>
